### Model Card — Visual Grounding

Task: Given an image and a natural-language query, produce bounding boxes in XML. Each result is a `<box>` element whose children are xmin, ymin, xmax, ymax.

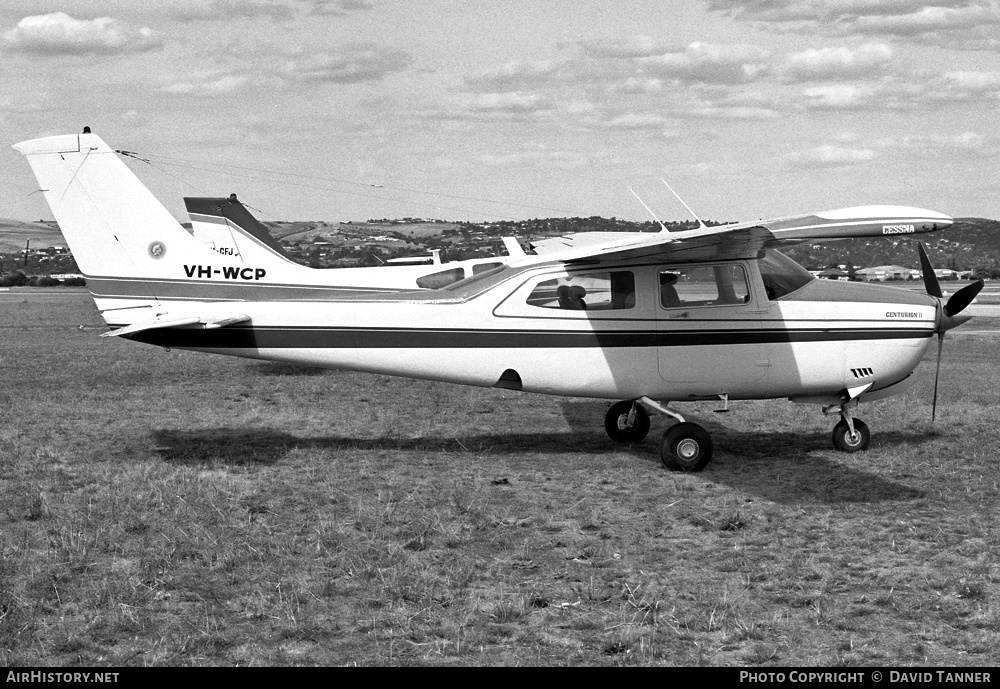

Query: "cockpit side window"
<box><xmin>659</xmin><ymin>264</ymin><xmax>750</xmax><ymax>308</ymax></box>
<box><xmin>526</xmin><ymin>271</ymin><xmax>636</xmax><ymax>311</ymax></box>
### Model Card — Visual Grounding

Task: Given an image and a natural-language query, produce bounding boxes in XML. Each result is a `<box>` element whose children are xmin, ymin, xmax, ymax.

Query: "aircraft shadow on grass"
<box><xmin>562</xmin><ymin>400</ymin><xmax>928</xmax><ymax>504</ymax></box>
<box><xmin>151</xmin><ymin>427</ymin><xmax>612</xmax><ymax>466</ymax></box>
<box><xmin>152</xmin><ymin>404</ymin><xmax>928</xmax><ymax>505</ymax></box>
<box><xmin>252</xmin><ymin>362</ymin><xmax>330</xmax><ymax>377</ymax></box>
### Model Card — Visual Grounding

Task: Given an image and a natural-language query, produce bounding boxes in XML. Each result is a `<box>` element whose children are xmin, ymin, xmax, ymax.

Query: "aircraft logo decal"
<box><xmin>882</xmin><ymin>224</ymin><xmax>915</xmax><ymax>234</ymax></box>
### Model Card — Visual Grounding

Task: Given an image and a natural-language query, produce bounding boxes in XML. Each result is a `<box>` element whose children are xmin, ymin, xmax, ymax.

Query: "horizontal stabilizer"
<box><xmin>102</xmin><ymin>312</ymin><xmax>250</xmax><ymax>338</ymax></box>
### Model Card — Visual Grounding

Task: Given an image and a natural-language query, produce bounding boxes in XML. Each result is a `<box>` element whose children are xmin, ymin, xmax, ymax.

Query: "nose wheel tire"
<box><xmin>604</xmin><ymin>400</ymin><xmax>651</xmax><ymax>443</ymax></box>
<box><xmin>831</xmin><ymin>419</ymin><xmax>870</xmax><ymax>452</ymax></box>
<box><xmin>660</xmin><ymin>422</ymin><xmax>713</xmax><ymax>471</ymax></box>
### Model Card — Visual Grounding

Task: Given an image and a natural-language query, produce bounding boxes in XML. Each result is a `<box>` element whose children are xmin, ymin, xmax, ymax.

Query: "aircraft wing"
<box><xmin>559</xmin><ymin>205</ymin><xmax>953</xmax><ymax>265</ymax></box>
<box><xmin>531</xmin><ymin>232</ymin><xmax>638</xmax><ymax>254</ymax></box>
<box><xmin>102</xmin><ymin>312</ymin><xmax>251</xmax><ymax>338</ymax></box>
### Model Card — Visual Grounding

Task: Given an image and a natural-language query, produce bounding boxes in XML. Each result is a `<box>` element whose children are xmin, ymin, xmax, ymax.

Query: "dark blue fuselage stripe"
<box><xmin>122</xmin><ymin>326</ymin><xmax>934</xmax><ymax>349</ymax></box>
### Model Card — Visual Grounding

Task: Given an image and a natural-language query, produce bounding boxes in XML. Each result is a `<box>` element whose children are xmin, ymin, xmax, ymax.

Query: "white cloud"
<box><xmin>601</xmin><ymin>113</ymin><xmax>673</xmax><ymax>130</ymax></box>
<box><xmin>281</xmin><ymin>42</ymin><xmax>411</xmax><ymax>84</ymax></box>
<box><xmin>479</xmin><ymin>149</ymin><xmax>590</xmax><ymax>170</ymax></box>
<box><xmin>166</xmin><ymin>1</ymin><xmax>297</xmax><ymax>22</ymax></box>
<box><xmin>639</xmin><ymin>42</ymin><xmax>771</xmax><ymax>85</ymax></box>
<box><xmin>2</xmin><ymin>12</ymin><xmax>163</xmax><ymax>55</ymax></box>
<box><xmin>783</xmin><ymin>43</ymin><xmax>892</xmax><ymax>81</ymax></box>
<box><xmin>789</xmin><ymin>144</ymin><xmax>877</xmax><ymax>167</ymax></box>
<box><xmin>308</xmin><ymin>0</ymin><xmax>374</xmax><ymax>15</ymax></box>
<box><xmin>160</xmin><ymin>73</ymin><xmax>251</xmax><ymax>95</ymax></box>
<box><xmin>463</xmin><ymin>61</ymin><xmax>564</xmax><ymax>92</ymax></box>
<box><xmin>848</xmin><ymin>3</ymin><xmax>999</xmax><ymax>37</ymax></box>
<box><xmin>157</xmin><ymin>41</ymin><xmax>412</xmax><ymax>98</ymax></box>
<box><xmin>708</xmin><ymin>0</ymin><xmax>986</xmax><ymax>23</ymax></box>
<box><xmin>463</xmin><ymin>92</ymin><xmax>555</xmax><ymax>114</ymax></box>
<box><xmin>889</xmin><ymin>132</ymin><xmax>990</xmax><ymax>154</ymax></box>
<box><xmin>574</xmin><ymin>35</ymin><xmax>670</xmax><ymax>59</ymax></box>
<box><xmin>802</xmin><ymin>83</ymin><xmax>871</xmax><ymax>109</ymax></box>
<box><xmin>932</xmin><ymin>71</ymin><xmax>1000</xmax><ymax>99</ymax></box>
<box><xmin>706</xmin><ymin>1</ymin><xmax>1000</xmax><ymax>45</ymax></box>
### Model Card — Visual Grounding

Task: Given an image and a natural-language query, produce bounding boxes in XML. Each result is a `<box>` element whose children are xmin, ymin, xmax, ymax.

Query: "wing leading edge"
<box><xmin>558</xmin><ymin>205</ymin><xmax>953</xmax><ymax>265</ymax></box>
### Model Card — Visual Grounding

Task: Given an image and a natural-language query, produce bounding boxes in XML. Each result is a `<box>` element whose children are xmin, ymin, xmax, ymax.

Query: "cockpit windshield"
<box><xmin>758</xmin><ymin>250</ymin><xmax>814</xmax><ymax>300</ymax></box>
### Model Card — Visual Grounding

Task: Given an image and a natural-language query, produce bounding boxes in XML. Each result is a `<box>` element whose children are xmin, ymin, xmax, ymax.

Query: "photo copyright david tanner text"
<box><xmin>740</xmin><ymin>671</ymin><xmax>992</xmax><ymax>683</ymax></box>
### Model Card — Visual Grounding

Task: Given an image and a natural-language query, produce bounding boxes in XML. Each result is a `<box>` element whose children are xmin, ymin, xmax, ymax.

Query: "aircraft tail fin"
<box><xmin>12</xmin><ymin>130</ymin><xmax>206</xmax><ymax>284</ymax></box>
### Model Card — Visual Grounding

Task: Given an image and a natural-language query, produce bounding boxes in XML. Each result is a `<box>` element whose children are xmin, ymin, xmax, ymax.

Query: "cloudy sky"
<box><xmin>2</xmin><ymin>0</ymin><xmax>997</xmax><ymax>224</ymax></box>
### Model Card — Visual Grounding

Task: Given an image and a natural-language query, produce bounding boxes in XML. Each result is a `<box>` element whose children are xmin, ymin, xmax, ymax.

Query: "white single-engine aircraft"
<box><xmin>14</xmin><ymin>129</ymin><xmax>983</xmax><ymax>470</ymax></box>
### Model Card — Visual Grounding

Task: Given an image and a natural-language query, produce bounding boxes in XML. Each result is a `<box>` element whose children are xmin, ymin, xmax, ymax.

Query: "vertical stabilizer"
<box><xmin>13</xmin><ymin>131</ymin><xmax>220</xmax><ymax>286</ymax></box>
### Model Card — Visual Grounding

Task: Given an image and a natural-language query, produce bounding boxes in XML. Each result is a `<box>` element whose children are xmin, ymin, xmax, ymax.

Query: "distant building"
<box><xmin>934</xmin><ymin>268</ymin><xmax>961</xmax><ymax>280</ymax></box>
<box><xmin>856</xmin><ymin>265</ymin><xmax>920</xmax><ymax>282</ymax></box>
<box><xmin>818</xmin><ymin>268</ymin><xmax>849</xmax><ymax>280</ymax></box>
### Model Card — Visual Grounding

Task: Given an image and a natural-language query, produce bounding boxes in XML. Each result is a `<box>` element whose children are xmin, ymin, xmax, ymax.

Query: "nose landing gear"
<box><xmin>825</xmin><ymin>399</ymin><xmax>872</xmax><ymax>453</ymax></box>
<box><xmin>831</xmin><ymin>417</ymin><xmax>871</xmax><ymax>452</ymax></box>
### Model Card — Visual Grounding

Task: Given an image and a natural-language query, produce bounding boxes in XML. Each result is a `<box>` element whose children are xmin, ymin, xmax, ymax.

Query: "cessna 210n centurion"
<box><xmin>14</xmin><ymin>129</ymin><xmax>983</xmax><ymax>470</ymax></box>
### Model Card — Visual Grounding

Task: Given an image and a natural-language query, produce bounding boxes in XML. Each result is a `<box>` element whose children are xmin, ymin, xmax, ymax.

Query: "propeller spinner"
<box><xmin>917</xmin><ymin>242</ymin><xmax>984</xmax><ymax>421</ymax></box>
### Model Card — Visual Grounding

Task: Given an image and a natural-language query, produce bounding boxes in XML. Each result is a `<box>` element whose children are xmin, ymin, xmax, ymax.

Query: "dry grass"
<box><xmin>1</xmin><ymin>290</ymin><xmax>998</xmax><ymax>666</ymax></box>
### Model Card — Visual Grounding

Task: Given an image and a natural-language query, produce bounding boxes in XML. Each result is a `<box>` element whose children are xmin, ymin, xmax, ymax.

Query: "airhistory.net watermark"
<box><xmin>6</xmin><ymin>673</ymin><xmax>119</xmax><ymax>683</ymax></box>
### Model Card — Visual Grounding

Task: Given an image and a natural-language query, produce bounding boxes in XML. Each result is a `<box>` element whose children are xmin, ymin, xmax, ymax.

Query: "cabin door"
<box><xmin>656</xmin><ymin>262</ymin><xmax>769</xmax><ymax>395</ymax></box>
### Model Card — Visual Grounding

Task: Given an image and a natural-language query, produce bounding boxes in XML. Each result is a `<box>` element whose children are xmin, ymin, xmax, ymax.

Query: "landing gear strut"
<box><xmin>825</xmin><ymin>401</ymin><xmax>871</xmax><ymax>453</ymax></box>
<box><xmin>604</xmin><ymin>400</ymin><xmax>650</xmax><ymax>443</ymax></box>
<box><xmin>604</xmin><ymin>397</ymin><xmax>714</xmax><ymax>471</ymax></box>
<box><xmin>831</xmin><ymin>418</ymin><xmax>870</xmax><ymax>452</ymax></box>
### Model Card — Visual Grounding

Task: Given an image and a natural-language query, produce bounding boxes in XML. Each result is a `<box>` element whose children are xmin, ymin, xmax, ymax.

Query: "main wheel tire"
<box><xmin>604</xmin><ymin>400</ymin><xmax>650</xmax><ymax>443</ymax></box>
<box><xmin>831</xmin><ymin>419</ymin><xmax>870</xmax><ymax>452</ymax></box>
<box><xmin>660</xmin><ymin>422</ymin><xmax>713</xmax><ymax>471</ymax></box>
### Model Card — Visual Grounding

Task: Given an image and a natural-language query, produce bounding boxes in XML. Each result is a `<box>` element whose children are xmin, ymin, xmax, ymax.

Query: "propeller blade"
<box><xmin>917</xmin><ymin>242</ymin><xmax>943</xmax><ymax>298</ymax></box>
<box><xmin>931</xmin><ymin>332</ymin><xmax>944</xmax><ymax>423</ymax></box>
<box><xmin>944</xmin><ymin>279</ymin><xmax>984</xmax><ymax>317</ymax></box>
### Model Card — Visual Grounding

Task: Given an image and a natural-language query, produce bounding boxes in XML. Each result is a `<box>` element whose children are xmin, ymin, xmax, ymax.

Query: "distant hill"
<box><xmin>264</xmin><ymin>220</ymin><xmax>461</xmax><ymax>244</ymax></box>
<box><xmin>2</xmin><ymin>215</ymin><xmax>997</xmax><ymax>275</ymax></box>
<box><xmin>780</xmin><ymin>218</ymin><xmax>1000</xmax><ymax>274</ymax></box>
<box><xmin>0</xmin><ymin>218</ymin><xmax>64</xmax><ymax>252</ymax></box>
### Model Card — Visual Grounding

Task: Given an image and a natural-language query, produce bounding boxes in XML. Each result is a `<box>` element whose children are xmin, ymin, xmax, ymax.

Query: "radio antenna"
<box><xmin>661</xmin><ymin>179</ymin><xmax>707</xmax><ymax>230</ymax></box>
<box><xmin>627</xmin><ymin>186</ymin><xmax>669</xmax><ymax>233</ymax></box>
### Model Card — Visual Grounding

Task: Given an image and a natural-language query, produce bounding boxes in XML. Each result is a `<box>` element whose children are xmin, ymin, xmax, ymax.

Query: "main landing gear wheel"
<box><xmin>660</xmin><ymin>422</ymin><xmax>713</xmax><ymax>471</ymax></box>
<box><xmin>604</xmin><ymin>400</ymin><xmax>650</xmax><ymax>443</ymax></box>
<box><xmin>831</xmin><ymin>418</ymin><xmax>871</xmax><ymax>452</ymax></box>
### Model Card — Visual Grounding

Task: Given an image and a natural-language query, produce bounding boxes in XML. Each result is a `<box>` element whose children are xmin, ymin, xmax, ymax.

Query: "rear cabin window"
<box><xmin>473</xmin><ymin>262</ymin><xmax>504</xmax><ymax>275</ymax></box>
<box><xmin>526</xmin><ymin>271</ymin><xmax>636</xmax><ymax>311</ymax></box>
<box><xmin>416</xmin><ymin>267</ymin><xmax>466</xmax><ymax>289</ymax></box>
<box><xmin>659</xmin><ymin>264</ymin><xmax>750</xmax><ymax>308</ymax></box>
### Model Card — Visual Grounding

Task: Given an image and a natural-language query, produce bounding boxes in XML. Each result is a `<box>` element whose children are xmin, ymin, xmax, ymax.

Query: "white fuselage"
<box><xmin>121</xmin><ymin>255</ymin><xmax>938</xmax><ymax>405</ymax></box>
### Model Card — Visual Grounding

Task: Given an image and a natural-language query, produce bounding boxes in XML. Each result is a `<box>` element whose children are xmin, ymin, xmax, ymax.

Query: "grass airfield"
<box><xmin>1</xmin><ymin>289</ymin><xmax>998</xmax><ymax>666</ymax></box>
